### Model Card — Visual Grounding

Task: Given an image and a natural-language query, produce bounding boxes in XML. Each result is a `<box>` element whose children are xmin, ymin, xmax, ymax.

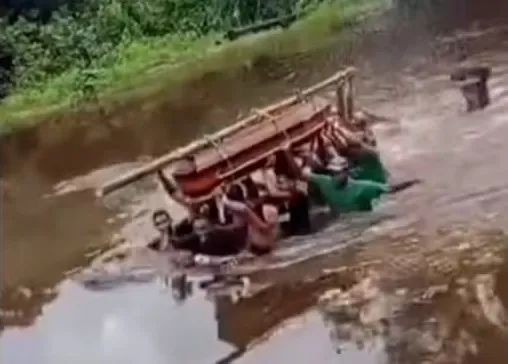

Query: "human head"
<box><xmin>152</xmin><ymin>209</ymin><xmax>172</xmax><ymax>232</ymax></box>
<box><xmin>226</xmin><ymin>183</ymin><xmax>246</xmax><ymax>202</ymax></box>
<box><xmin>352</xmin><ymin>111</ymin><xmax>369</xmax><ymax>131</ymax></box>
<box><xmin>196</xmin><ymin>200</ymin><xmax>219</xmax><ymax>224</ymax></box>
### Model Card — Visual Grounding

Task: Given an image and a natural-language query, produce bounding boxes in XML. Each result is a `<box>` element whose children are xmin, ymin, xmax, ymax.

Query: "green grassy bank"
<box><xmin>0</xmin><ymin>0</ymin><xmax>389</xmax><ymax>132</ymax></box>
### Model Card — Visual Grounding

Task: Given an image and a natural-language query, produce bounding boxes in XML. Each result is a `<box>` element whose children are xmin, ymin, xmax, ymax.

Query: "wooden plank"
<box><xmin>193</xmin><ymin>98</ymin><xmax>328</xmax><ymax>171</ymax></box>
<box><xmin>96</xmin><ymin>67</ymin><xmax>356</xmax><ymax>197</ymax></box>
<box><xmin>173</xmin><ymin>104</ymin><xmax>330</xmax><ymax>200</ymax></box>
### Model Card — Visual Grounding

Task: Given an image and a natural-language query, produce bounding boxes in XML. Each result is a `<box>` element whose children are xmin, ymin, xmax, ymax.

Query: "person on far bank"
<box><xmin>280</xmin><ymin>142</ymin><xmax>420</xmax><ymax>213</ymax></box>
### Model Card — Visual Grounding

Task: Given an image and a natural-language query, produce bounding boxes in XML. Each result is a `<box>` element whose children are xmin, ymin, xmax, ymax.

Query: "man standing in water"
<box><xmin>325</xmin><ymin>125</ymin><xmax>388</xmax><ymax>184</ymax></box>
<box><xmin>281</xmin><ymin>142</ymin><xmax>419</xmax><ymax>213</ymax></box>
<box><xmin>261</xmin><ymin>151</ymin><xmax>312</xmax><ymax>237</ymax></box>
<box><xmin>151</xmin><ymin>170</ymin><xmax>248</xmax><ymax>257</ymax></box>
<box><xmin>220</xmin><ymin>182</ymin><xmax>280</xmax><ymax>256</ymax></box>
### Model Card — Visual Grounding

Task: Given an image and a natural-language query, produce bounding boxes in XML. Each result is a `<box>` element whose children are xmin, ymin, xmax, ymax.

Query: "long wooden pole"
<box><xmin>96</xmin><ymin>67</ymin><xmax>356</xmax><ymax>197</ymax></box>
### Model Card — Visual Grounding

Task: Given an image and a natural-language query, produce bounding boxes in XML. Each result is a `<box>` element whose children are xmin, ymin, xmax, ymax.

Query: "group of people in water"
<box><xmin>148</xmin><ymin>111</ymin><xmax>420</xmax><ymax>260</ymax></box>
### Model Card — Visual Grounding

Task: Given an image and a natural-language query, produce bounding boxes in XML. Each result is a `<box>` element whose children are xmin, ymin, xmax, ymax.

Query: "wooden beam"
<box><xmin>96</xmin><ymin>67</ymin><xmax>356</xmax><ymax>197</ymax></box>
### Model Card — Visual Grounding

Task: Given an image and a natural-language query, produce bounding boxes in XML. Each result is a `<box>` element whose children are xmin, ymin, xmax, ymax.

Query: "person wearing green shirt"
<box><xmin>305</xmin><ymin>169</ymin><xmax>419</xmax><ymax>213</ymax></box>
<box><xmin>306</xmin><ymin>171</ymin><xmax>386</xmax><ymax>212</ymax></box>
<box><xmin>325</xmin><ymin>126</ymin><xmax>388</xmax><ymax>184</ymax></box>
<box><xmin>348</xmin><ymin>148</ymin><xmax>388</xmax><ymax>184</ymax></box>
<box><xmin>280</xmin><ymin>142</ymin><xmax>420</xmax><ymax>213</ymax></box>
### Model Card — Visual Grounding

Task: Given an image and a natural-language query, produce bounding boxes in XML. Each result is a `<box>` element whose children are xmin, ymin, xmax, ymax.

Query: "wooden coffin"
<box><xmin>172</xmin><ymin>97</ymin><xmax>331</xmax><ymax>200</ymax></box>
<box><xmin>96</xmin><ymin>67</ymin><xmax>356</xmax><ymax>198</ymax></box>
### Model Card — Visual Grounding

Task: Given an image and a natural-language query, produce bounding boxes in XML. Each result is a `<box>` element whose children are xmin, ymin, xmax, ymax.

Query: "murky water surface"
<box><xmin>3</xmin><ymin>9</ymin><xmax>508</xmax><ymax>364</ymax></box>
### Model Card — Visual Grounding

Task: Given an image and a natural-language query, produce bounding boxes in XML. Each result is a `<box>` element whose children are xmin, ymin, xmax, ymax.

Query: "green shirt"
<box><xmin>309</xmin><ymin>173</ymin><xmax>387</xmax><ymax>212</ymax></box>
<box><xmin>349</xmin><ymin>150</ymin><xmax>387</xmax><ymax>184</ymax></box>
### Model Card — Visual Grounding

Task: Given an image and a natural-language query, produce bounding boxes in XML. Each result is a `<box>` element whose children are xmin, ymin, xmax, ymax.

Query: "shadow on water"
<box><xmin>3</xmin><ymin>2</ymin><xmax>508</xmax><ymax>363</ymax></box>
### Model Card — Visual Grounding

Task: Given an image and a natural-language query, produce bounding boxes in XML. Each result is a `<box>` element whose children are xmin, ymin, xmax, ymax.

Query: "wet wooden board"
<box><xmin>193</xmin><ymin>97</ymin><xmax>329</xmax><ymax>171</ymax></box>
<box><xmin>173</xmin><ymin>98</ymin><xmax>331</xmax><ymax>199</ymax></box>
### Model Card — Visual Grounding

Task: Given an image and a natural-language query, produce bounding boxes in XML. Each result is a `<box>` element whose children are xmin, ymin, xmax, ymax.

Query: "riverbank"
<box><xmin>0</xmin><ymin>0</ymin><xmax>388</xmax><ymax>133</ymax></box>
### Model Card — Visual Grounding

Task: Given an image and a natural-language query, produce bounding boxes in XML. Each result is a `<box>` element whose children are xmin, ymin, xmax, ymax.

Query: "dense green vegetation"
<box><xmin>0</xmin><ymin>0</ymin><xmax>387</xmax><ymax>128</ymax></box>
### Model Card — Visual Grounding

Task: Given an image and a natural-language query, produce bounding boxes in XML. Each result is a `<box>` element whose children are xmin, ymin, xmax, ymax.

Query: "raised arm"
<box><xmin>156</xmin><ymin>170</ymin><xmax>193</xmax><ymax>211</ymax></box>
<box><xmin>157</xmin><ymin>169</ymin><xmax>177</xmax><ymax>196</ymax></box>
<box><xmin>222</xmin><ymin>197</ymin><xmax>275</xmax><ymax>233</ymax></box>
<box><xmin>261</xmin><ymin>168</ymin><xmax>292</xmax><ymax>200</ymax></box>
<box><xmin>332</xmin><ymin>125</ymin><xmax>378</xmax><ymax>155</ymax></box>
<box><xmin>279</xmin><ymin>143</ymin><xmax>316</xmax><ymax>182</ymax></box>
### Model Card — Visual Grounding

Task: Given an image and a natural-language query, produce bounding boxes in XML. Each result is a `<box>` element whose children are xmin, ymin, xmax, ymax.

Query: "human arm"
<box><xmin>206</xmin><ymin>217</ymin><xmax>244</xmax><ymax>232</ymax></box>
<box><xmin>279</xmin><ymin>142</ymin><xmax>319</xmax><ymax>182</ymax></box>
<box><xmin>386</xmin><ymin>179</ymin><xmax>422</xmax><ymax>194</ymax></box>
<box><xmin>170</xmin><ymin>233</ymin><xmax>199</xmax><ymax>249</ymax></box>
<box><xmin>156</xmin><ymin>170</ymin><xmax>193</xmax><ymax>211</ymax></box>
<box><xmin>261</xmin><ymin>168</ymin><xmax>292</xmax><ymax>200</ymax></box>
<box><xmin>331</xmin><ymin>126</ymin><xmax>378</xmax><ymax>156</ymax></box>
<box><xmin>222</xmin><ymin>197</ymin><xmax>276</xmax><ymax>233</ymax></box>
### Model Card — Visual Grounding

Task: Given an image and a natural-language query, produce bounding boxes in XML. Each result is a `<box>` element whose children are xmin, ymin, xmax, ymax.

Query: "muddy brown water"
<box><xmin>3</xmin><ymin>8</ymin><xmax>508</xmax><ymax>364</ymax></box>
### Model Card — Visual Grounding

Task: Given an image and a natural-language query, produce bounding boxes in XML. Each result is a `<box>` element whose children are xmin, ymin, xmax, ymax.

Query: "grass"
<box><xmin>0</xmin><ymin>0</ymin><xmax>390</xmax><ymax>132</ymax></box>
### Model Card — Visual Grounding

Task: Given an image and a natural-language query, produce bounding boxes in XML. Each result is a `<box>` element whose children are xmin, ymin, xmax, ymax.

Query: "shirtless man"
<box><xmin>221</xmin><ymin>182</ymin><xmax>279</xmax><ymax>256</ymax></box>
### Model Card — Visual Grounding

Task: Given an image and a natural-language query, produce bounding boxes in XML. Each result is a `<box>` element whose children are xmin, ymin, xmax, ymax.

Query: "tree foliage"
<box><xmin>0</xmin><ymin>0</ymin><xmax>313</xmax><ymax>96</ymax></box>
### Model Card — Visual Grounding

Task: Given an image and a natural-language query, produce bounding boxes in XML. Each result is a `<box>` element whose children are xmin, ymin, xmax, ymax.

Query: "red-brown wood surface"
<box><xmin>173</xmin><ymin>98</ymin><xmax>331</xmax><ymax>200</ymax></box>
<box><xmin>194</xmin><ymin>98</ymin><xmax>329</xmax><ymax>170</ymax></box>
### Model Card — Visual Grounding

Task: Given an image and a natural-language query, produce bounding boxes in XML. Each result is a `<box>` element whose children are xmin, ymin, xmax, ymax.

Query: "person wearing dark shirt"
<box><xmin>147</xmin><ymin>209</ymin><xmax>201</xmax><ymax>252</ymax></box>
<box><xmin>152</xmin><ymin>170</ymin><xmax>249</xmax><ymax>256</ymax></box>
<box><xmin>281</xmin><ymin>142</ymin><xmax>420</xmax><ymax>213</ymax></box>
<box><xmin>261</xmin><ymin>152</ymin><xmax>311</xmax><ymax>237</ymax></box>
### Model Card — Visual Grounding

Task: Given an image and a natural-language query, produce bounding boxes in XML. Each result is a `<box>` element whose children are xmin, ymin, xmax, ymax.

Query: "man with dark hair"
<box><xmin>221</xmin><ymin>182</ymin><xmax>279</xmax><ymax>256</ymax></box>
<box><xmin>281</xmin><ymin>143</ymin><xmax>420</xmax><ymax>213</ymax></box>
<box><xmin>147</xmin><ymin>209</ymin><xmax>200</xmax><ymax>252</ymax></box>
<box><xmin>150</xmin><ymin>170</ymin><xmax>248</xmax><ymax>257</ymax></box>
<box><xmin>261</xmin><ymin>152</ymin><xmax>311</xmax><ymax>237</ymax></box>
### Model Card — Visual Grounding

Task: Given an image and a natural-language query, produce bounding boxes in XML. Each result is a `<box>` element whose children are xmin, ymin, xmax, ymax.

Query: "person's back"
<box><xmin>264</xmin><ymin>152</ymin><xmax>311</xmax><ymax>236</ymax></box>
<box><xmin>247</xmin><ymin>202</ymin><xmax>279</xmax><ymax>254</ymax></box>
<box><xmin>148</xmin><ymin>210</ymin><xmax>202</xmax><ymax>253</ymax></box>
<box><xmin>222</xmin><ymin>183</ymin><xmax>279</xmax><ymax>256</ymax></box>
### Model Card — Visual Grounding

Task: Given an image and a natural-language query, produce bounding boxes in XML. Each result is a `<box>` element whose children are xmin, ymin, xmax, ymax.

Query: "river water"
<box><xmin>3</xmin><ymin>6</ymin><xmax>508</xmax><ymax>364</ymax></box>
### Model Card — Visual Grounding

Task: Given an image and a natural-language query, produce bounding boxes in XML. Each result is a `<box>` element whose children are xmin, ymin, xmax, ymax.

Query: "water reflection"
<box><xmin>319</xmin><ymin>271</ymin><xmax>508</xmax><ymax>364</ymax></box>
<box><xmin>316</xmin><ymin>230</ymin><xmax>508</xmax><ymax>364</ymax></box>
<box><xmin>169</xmin><ymin>274</ymin><xmax>193</xmax><ymax>304</ymax></box>
<box><xmin>2</xmin><ymin>225</ymin><xmax>508</xmax><ymax>364</ymax></box>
